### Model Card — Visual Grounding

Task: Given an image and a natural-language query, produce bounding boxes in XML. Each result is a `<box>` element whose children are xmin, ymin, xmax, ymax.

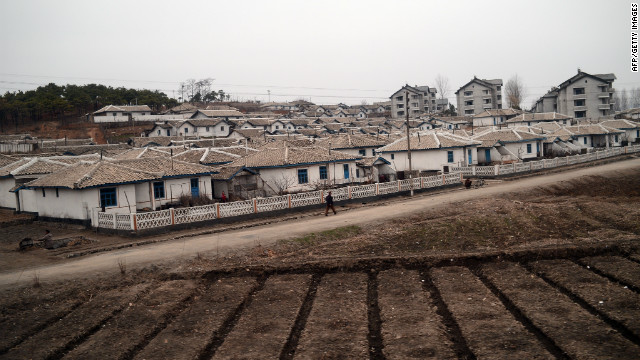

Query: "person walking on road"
<box><xmin>325</xmin><ymin>191</ymin><xmax>336</xmax><ymax>216</ymax></box>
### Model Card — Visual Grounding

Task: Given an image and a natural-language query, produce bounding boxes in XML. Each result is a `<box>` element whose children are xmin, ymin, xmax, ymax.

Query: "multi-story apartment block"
<box><xmin>389</xmin><ymin>85</ymin><xmax>438</xmax><ymax>118</ymax></box>
<box><xmin>455</xmin><ymin>77</ymin><xmax>503</xmax><ymax>116</ymax></box>
<box><xmin>532</xmin><ymin>70</ymin><xmax>615</xmax><ymax>120</ymax></box>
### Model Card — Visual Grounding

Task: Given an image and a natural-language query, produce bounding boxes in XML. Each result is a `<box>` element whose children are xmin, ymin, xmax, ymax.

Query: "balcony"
<box><xmin>464</xmin><ymin>105</ymin><xmax>475</xmax><ymax>110</ymax></box>
<box><xmin>598</xmin><ymin>92</ymin><xmax>611</xmax><ymax>98</ymax></box>
<box><xmin>483</xmin><ymin>103</ymin><xmax>493</xmax><ymax>109</ymax></box>
<box><xmin>573</xmin><ymin>106</ymin><xmax>587</xmax><ymax>111</ymax></box>
<box><xmin>573</xmin><ymin>94</ymin><xmax>587</xmax><ymax>100</ymax></box>
<box><xmin>598</xmin><ymin>104</ymin><xmax>612</xmax><ymax>110</ymax></box>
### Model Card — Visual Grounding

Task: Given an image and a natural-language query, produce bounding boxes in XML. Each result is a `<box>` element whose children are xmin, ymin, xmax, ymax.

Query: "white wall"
<box><xmin>0</xmin><ymin>178</ymin><xmax>16</xmax><ymax>208</ymax></box>
<box><xmin>258</xmin><ymin>161</ymin><xmax>362</xmax><ymax>195</ymax></box>
<box><xmin>93</xmin><ymin>115</ymin><xmax>129</xmax><ymax>123</ymax></box>
<box><xmin>503</xmin><ymin>141</ymin><xmax>541</xmax><ymax>160</ymax></box>
<box><xmin>380</xmin><ymin>147</ymin><xmax>475</xmax><ymax>172</ymax></box>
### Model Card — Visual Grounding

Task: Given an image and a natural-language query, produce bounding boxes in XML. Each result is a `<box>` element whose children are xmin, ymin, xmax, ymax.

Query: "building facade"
<box><xmin>532</xmin><ymin>70</ymin><xmax>616</xmax><ymax>120</ymax></box>
<box><xmin>390</xmin><ymin>85</ymin><xmax>438</xmax><ymax>119</ymax></box>
<box><xmin>455</xmin><ymin>77</ymin><xmax>503</xmax><ymax>116</ymax></box>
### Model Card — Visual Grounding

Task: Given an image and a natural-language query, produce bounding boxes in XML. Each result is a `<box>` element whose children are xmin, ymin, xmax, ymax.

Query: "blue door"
<box><xmin>468</xmin><ymin>149</ymin><xmax>472</xmax><ymax>165</ymax></box>
<box><xmin>343</xmin><ymin>164</ymin><xmax>350</xmax><ymax>179</ymax></box>
<box><xmin>191</xmin><ymin>178</ymin><xmax>199</xmax><ymax>197</ymax></box>
<box><xmin>485</xmin><ymin>149</ymin><xmax>491</xmax><ymax>163</ymax></box>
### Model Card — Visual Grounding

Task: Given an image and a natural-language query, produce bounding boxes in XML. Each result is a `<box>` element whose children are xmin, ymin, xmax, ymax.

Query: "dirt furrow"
<box><xmin>212</xmin><ymin>274</ymin><xmax>311</xmax><ymax>359</ymax></box>
<box><xmin>295</xmin><ymin>272</ymin><xmax>369</xmax><ymax>359</ymax></box>
<box><xmin>527</xmin><ymin>259</ymin><xmax>640</xmax><ymax>341</ymax></box>
<box><xmin>63</xmin><ymin>280</ymin><xmax>198</xmax><ymax>360</ymax></box>
<box><xmin>578</xmin><ymin>256</ymin><xmax>640</xmax><ymax>292</ymax></box>
<box><xmin>0</xmin><ymin>297</ymin><xmax>82</xmax><ymax>355</ymax></box>
<box><xmin>3</xmin><ymin>284</ymin><xmax>150</xmax><ymax>360</ymax></box>
<box><xmin>431</xmin><ymin>266</ymin><xmax>554</xmax><ymax>359</ymax></box>
<box><xmin>481</xmin><ymin>262</ymin><xmax>640</xmax><ymax>359</ymax></box>
<box><xmin>133</xmin><ymin>277</ymin><xmax>256</xmax><ymax>360</ymax></box>
<box><xmin>377</xmin><ymin>269</ymin><xmax>456</xmax><ymax>359</ymax></box>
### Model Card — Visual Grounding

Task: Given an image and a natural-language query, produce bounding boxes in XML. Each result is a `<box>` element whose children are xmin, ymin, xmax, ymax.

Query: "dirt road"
<box><xmin>2</xmin><ymin>157</ymin><xmax>639</xmax><ymax>287</ymax></box>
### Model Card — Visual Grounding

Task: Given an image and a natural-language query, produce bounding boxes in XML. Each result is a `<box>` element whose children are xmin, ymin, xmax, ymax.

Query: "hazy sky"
<box><xmin>0</xmin><ymin>0</ymin><xmax>637</xmax><ymax>107</ymax></box>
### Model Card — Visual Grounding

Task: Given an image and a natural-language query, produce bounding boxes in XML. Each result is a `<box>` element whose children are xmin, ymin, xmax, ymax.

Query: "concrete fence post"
<box><xmin>170</xmin><ymin>208</ymin><xmax>175</xmax><ymax>225</ymax></box>
<box><xmin>253</xmin><ymin>198</ymin><xmax>258</xmax><ymax>213</ymax></box>
<box><xmin>494</xmin><ymin>164</ymin><xmax>500</xmax><ymax>176</ymax></box>
<box><xmin>288</xmin><ymin>194</ymin><xmax>292</xmax><ymax>208</ymax></box>
<box><xmin>216</xmin><ymin>203</ymin><xmax>221</xmax><ymax>218</ymax></box>
<box><xmin>112</xmin><ymin>213</ymin><xmax>117</xmax><ymax>229</ymax></box>
<box><xmin>348</xmin><ymin>186</ymin><xmax>352</xmax><ymax>199</ymax></box>
<box><xmin>376</xmin><ymin>183</ymin><xmax>379</xmax><ymax>195</ymax></box>
<box><xmin>472</xmin><ymin>166</ymin><xmax>476</xmax><ymax>176</ymax></box>
<box><xmin>442</xmin><ymin>174</ymin><xmax>445</xmax><ymax>185</ymax></box>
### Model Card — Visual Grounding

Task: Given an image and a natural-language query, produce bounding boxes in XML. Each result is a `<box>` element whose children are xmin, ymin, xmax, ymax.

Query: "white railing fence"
<box><xmin>97</xmin><ymin>145</ymin><xmax>640</xmax><ymax>231</ymax></box>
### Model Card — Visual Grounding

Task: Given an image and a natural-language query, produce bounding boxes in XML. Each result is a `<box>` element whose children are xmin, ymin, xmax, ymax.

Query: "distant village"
<box><xmin>1</xmin><ymin>70</ymin><xmax>639</xmax><ymax>228</ymax></box>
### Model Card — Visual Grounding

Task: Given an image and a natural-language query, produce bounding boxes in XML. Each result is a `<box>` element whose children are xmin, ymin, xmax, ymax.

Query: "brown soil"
<box><xmin>0</xmin><ymin>167</ymin><xmax>639</xmax><ymax>358</ymax></box>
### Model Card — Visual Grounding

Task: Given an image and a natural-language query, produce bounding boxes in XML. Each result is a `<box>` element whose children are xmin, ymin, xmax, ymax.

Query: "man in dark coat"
<box><xmin>325</xmin><ymin>191</ymin><xmax>336</xmax><ymax>216</ymax></box>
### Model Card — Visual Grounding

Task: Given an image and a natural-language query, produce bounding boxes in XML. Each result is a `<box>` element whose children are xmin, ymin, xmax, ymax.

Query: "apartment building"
<box><xmin>389</xmin><ymin>85</ymin><xmax>438</xmax><ymax>118</ymax></box>
<box><xmin>532</xmin><ymin>70</ymin><xmax>616</xmax><ymax>120</ymax></box>
<box><xmin>455</xmin><ymin>77</ymin><xmax>503</xmax><ymax>116</ymax></box>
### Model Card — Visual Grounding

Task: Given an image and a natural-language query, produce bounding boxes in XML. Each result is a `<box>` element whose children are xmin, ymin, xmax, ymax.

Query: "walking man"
<box><xmin>325</xmin><ymin>191</ymin><xmax>336</xmax><ymax>216</ymax></box>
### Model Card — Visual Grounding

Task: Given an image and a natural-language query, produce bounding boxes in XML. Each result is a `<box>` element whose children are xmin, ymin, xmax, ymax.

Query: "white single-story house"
<box><xmin>376</xmin><ymin>131</ymin><xmax>481</xmax><ymax>172</ymax></box>
<box><xmin>599</xmin><ymin>119</ymin><xmax>640</xmax><ymax>145</ymax></box>
<box><xmin>91</xmin><ymin>105</ymin><xmax>152</xmax><ymax>123</ymax></box>
<box><xmin>505</xmin><ymin>112</ymin><xmax>572</xmax><ymax>128</ymax></box>
<box><xmin>472</xmin><ymin>128</ymin><xmax>546</xmax><ymax>164</ymax></box>
<box><xmin>472</xmin><ymin>108</ymin><xmax>521</xmax><ymax>127</ymax></box>
<box><xmin>177</xmin><ymin>119</ymin><xmax>232</xmax><ymax>137</ymax></box>
<box><xmin>226</xmin><ymin>144</ymin><xmax>363</xmax><ymax>195</ymax></box>
<box><xmin>549</xmin><ymin>124</ymin><xmax>624</xmax><ymax>150</ymax></box>
<box><xmin>21</xmin><ymin>157</ymin><xmax>216</xmax><ymax>223</ymax></box>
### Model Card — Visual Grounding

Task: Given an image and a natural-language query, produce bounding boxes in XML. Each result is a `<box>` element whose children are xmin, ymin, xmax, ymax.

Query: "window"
<box><xmin>206</xmin><ymin>126</ymin><xmax>210</xmax><ymax>132</ymax></box>
<box><xmin>575</xmin><ymin>111</ymin><xmax>586</xmax><ymax>118</ymax></box>
<box><xmin>100</xmin><ymin>188</ymin><xmax>117</xmax><ymax>208</ymax></box>
<box><xmin>497</xmin><ymin>95</ymin><xmax>502</xmax><ymax>100</ymax></box>
<box><xmin>298</xmin><ymin>169</ymin><xmax>308</xmax><ymax>184</ymax></box>
<box><xmin>464</xmin><ymin>91</ymin><xmax>473</xmax><ymax>96</ymax></box>
<box><xmin>184</xmin><ymin>127</ymin><xmax>189</xmax><ymax>133</ymax></box>
<box><xmin>153</xmin><ymin>181</ymin><xmax>165</xmax><ymax>199</ymax></box>
<box><xmin>527</xmin><ymin>144</ymin><xmax>532</xmax><ymax>153</ymax></box>
<box><xmin>359</xmin><ymin>149</ymin><xmax>366</xmax><ymax>156</ymax></box>
<box><xmin>483</xmin><ymin>90</ymin><xmax>490</xmax><ymax>95</ymax></box>
<box><xmin>391</xmin><ymin>154</ymin><xmax>395</xmax><ymax>159</ymax></box>
<box><xmin>465</xmin><ymin>100</ymin><xmax>473</xmax><ymax>106</ymax></box>
<box><xmin>356</xmin><ymin>169</ymin><xmax>360</xmax><ymax>178</ymax></box>
<box><xmin>396</xmin><ymin>96</ymin><xmax>403</xmax><ymax>101</ymax></box>
<box><xmin>343</xmin><ymin>164</ymin><xmax>350</xmax><ymax>179</ymax></box>
<box><xmin>614</xmin><ymin>135</ymin><xmax>619</xmax><ymax>143</ymax></box>
<box><xmin>496</xmin><ymin>86</ymin><xmax>501</xmax><ymax>91</ymax></box>
<box><xmin>411</xmin><ymin>95</ymin><xmax>419</xmax><ymax>99</ymax></box>
<box><xmin>56</xmin><ymin>188</ymin><xmax>59</xmax><ymax>197</ymax></box>
<box><xmin>411</xmin><ymin>102</ymin><xmax>418</xmax><ymax>108</ymax></box>
<box><xmin>447</xmin><ymin>151</ymin><xmax>454</xmax><ymax>163</ymax></box>
<box><xmin>574</xmin><ymin>99</ymin><xmax>585</xmax><ymax>106</ymax></box>
<box><xmin>220</xmin><ymin>126</ymin><xmax>225</xmax><ymax>131</ymax></box>
<box><xmin>42</xmin><ymin>188</ymin><xmax>45</xmax><ymax>197</ymax></box>
<box><xmin>573</xmin><ymin>87</ymin><xmax>585</xmax><ymax>95</ymax></box>
<box><xmin>396</xmin><ymin>104</ymin><xmax>404</xmax><ymax>109</ymax></box>
<box><xmin>167</xmin><ymin>129</ymin><xmax>171</xmax><ymax>136</ymax></box>
<box><xmin>397</xmin><ymin>111</ymin><xmax>404</xmax><ymax>116</ymax></box>
<box><xmin>113</xmin><ymin>112</ymin><xmax>117</xmax><ymax>116</ymax></box>
<box><xmin>484</xmin><ymin>99</ymin><xmax>491</xmax><ymax>104</ymax></box>
<box><xmin>157</xmin><ymin>130</ymin><xmax>161</xmax><ymax>135</ymax></box>
<box><xmin>275</xmin><ymin>125</ymin><xmax>279</xmax><ymax>130</ymax></box>
<box><xmin>583</xmin><ymin>137</ymin><xmax>588</xmax><ymax>144</ymax></box>
<box><xmin>319</xmin><ymin>166</ymin><xmax>327</xmax><ymax>180</ymax></box>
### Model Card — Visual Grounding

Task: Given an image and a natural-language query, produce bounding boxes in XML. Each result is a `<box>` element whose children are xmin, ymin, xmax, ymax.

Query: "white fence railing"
<box><xmin>97</xmin><ymin>145</ymin><xmax>640</xmax><ymax>231</ymax></box>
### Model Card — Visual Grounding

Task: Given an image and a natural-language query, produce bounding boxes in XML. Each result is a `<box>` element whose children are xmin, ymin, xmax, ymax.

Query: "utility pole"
<box><xmin>405</xmin><ymin>91</ymin><xmax>413</xmax><ymax>196</ymax></box>
<box><xmin>267</xmin><ymin>90</ymin><xmax>271</xmax><ymax>103</ymax></box>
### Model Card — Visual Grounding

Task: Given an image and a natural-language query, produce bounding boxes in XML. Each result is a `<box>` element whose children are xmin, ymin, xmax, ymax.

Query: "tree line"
<box><xmin>0</xmin><ymin>83</ymin><xmax>179</xmax><ymax>132</ymax></box>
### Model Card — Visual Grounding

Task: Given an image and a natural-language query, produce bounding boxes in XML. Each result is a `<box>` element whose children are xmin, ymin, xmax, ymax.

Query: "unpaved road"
<box><xmin>2</xmin><ymin>158</ymin><xmax>639</xmax><ymax>287</ymax></box>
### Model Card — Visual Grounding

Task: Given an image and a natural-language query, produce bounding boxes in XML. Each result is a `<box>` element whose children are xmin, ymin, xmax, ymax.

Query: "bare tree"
<box><xmin>434</xmin><ymin>74</ymin><xmax>450</xmax><ymax>112</ymax></box>
<box><xmin>630</xmin><ymin>87</ymin><xmax>640</xmax><ymax>109</ymax></box>
<box><xmin>620</xmin><ymin>89</ymin><xmax>629</xmax><ymax>111</ymax></box>
<box><xmin>505</xmin><ymin>75</ymin><xmax>526</xmax><ymax>110</ymax></box>
<box><xmin>271</xmin><ymin>174</ymin><xmax>297</xmax><ymax>195</ymax></box>
<box><xmin>613</xmin><ymin>90</ymin><xmax>622</xmax><ymax>112</ymax></box>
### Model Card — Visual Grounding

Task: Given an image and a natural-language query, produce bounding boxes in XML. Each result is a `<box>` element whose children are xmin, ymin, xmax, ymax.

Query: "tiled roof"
<box><xmin>552</xmin><ymin>124</ymin><xmax>623</xmax><ymax>136</ymax></box>
<box><xmin>472</xmin><ymin>128</ymin><xmax>545</xmax><ymax>147</ymax></box>
<box><xmin>473</xmin><ymin>109</ymin><xmax>522</xmax><ymax>118</ymax></box>
<box><xmin>600</xmin><ymin>119</ymin><xmax>640</xmax><ymax>130</ymax></box>
<box><xmin>0</xmin><ymin>154</ymin><xmax>19</xmax><ymax>168</ymax></box>
<box><xmin>184</xmin><ymin>119</ymin><xmax>226</xmax><ymax>127</ymax></box>
<box><xmin>211</xmin><ymin>165</ymin><xmax>256</xmax><ymax>180</ymax></box>
<box><xmin>26</xmin><ymin>161</ymin><xmax>158</xmax><ymax>189</ymax></box>
<box><xmin>377</xmin><ymin>132</ymin><xmax>480</xmax><ymax>152</ymax></box>
<box><xmin>94</xmin><ymin>105</ymin><xmax>152</xmax><ymax>114</ymax></box>
<box><xmin>229</xmin><ymin>145</ymin><xmax>360</xmax><ymax>168</ymax></box>
<box><xmin>506</xmin><ymin>112</ymin><xmax>572</xmax><ymax>123</ymax></box>
<box><xmin>192</xmin><ymin>109</ymin><xmax>245</xmax><ymax>118</ymax></box>
<box><xmin>115</xmin><ymin>157</ymin><xmax>215</xmax><ymax>177</ymax></box>
<box><xmin>316</xmin><ymin>134</ymin><xmax>389</xmax><ymax>149</ymax></box>
<box><xmin>0</xmin><ymin>157</ymin><xmax>70</xmax><ymax>177</ymax></box>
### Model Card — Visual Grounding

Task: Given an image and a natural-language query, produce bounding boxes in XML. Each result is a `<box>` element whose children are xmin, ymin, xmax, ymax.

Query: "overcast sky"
<box><xmin>0</xmin><ymin>0</ymin><xmax>637</xmax><ymax>107</ymax></box>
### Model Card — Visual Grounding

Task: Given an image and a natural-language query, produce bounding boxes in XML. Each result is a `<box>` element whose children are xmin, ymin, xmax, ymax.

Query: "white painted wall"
<box><xmin>380</xmin><ymin>147</ymin><xmax>476</xmax><ymax>172</ymax></box>
<box><xmin>0</xmin><ymin>178</ymin><xmax>16</xmax><ymax>208</ymax></box>
<box><xmin>258</xmin><ymin>161</ymin><xmax>362</xmax><ymax>195</ymax></box>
